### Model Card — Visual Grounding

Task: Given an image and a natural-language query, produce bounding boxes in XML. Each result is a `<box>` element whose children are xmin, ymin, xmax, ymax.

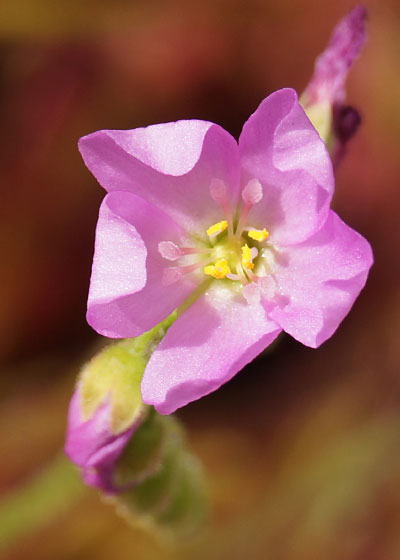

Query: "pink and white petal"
<box><xmin>267</xmin><ymin>210</ymin><xmax>373</xmax><ymax>348</ymax></box>
<box><xmin>87</xmin><ymin>191</ymin><xmax>195</xmax><ymax>338</ymax></box>
<box><xmin>141</xmin><ymin>283</ymin><xmax>282</xmax><ymax>414</ymax></box>
<box><xmin>302</xmin><ymin>5</ymin><xmax>367</xmax><ymax>105</ymax></box>
<box><xmin>239</xmin><ymin>88</ymin><xmax>334</xmax><ymax>245</ymax></box>
<box><xmin>65</xmin><ymin>390</ymin><xmax>133</xmax><ymax>466</ymax></box>
<box><xmin>79</xmin><ymin>120</ymin><xmax>241</xmax><ymax>236</ymax></box>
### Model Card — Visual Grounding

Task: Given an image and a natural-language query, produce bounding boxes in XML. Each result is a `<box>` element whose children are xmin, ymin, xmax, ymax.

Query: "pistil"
<box><xmin>162</xmin><ymin>259</ymin><xmax>213</xmax><ymax>286</ymax></box>
<box><xmin>235</xmin><ymin>179</ymin><xmax>263</xmax><ymax>238</ymax></box>
<box><xmin>158</xmin><ymin>241</ymin><xmax>211</xmax><ymax>261</ymax></box>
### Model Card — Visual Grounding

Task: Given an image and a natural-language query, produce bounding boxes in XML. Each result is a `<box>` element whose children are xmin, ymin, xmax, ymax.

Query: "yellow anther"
<box><xmin>206</xmin><ymin>220</ymin><xmax>228</xmax><ymax>237</ymax></box>
<box><xmin>248</xmin><ymin>228</ymin><xmax>269</xmax><ymax>242</ymax></box>
<box><xmin>241</xmin><ymin>244</ymin><xmax>254</xmax><ymax>270</ymax></box>
<box><xmin>204</xmin><ymin>258</ymin><xmax>231</xmax><ymax>279</ymax></box>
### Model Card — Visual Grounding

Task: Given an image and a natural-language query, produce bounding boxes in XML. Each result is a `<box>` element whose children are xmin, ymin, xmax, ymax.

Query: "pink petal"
<box><xmin>87</xmin><ymin>191</ymin><xmax>195</xmax><ymax>338</ymax></box>
<box><xmin>79</xmin><ymin>120</ymin><xmax>241</xmax><ymax>236</ymax></box>
<box><xmin>141</xmin><ymin>283</ymin><xmax>282</xmax><ymax>414</ymax></box>
<box><xmin>303</xmin><ymin>5</ymin><xmax>367</xmax><ymax>105</ymax></box>
<box><xmin>267</xmin><ymin>210</ymin><xmax>373</xmax><ymax>348</ymax></box>
<box><xmin>64</xmin><ymin>389</ymin><xmax>135</xmax><ymax>493</ymax></box>
<box><xmin>239</xmin><ymin>88</ymin><xmax>334</xmax><ymax>245</ymax></box>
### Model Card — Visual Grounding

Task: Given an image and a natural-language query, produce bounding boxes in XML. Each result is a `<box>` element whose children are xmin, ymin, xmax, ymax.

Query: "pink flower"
<box><xmin>65</xmin><ymin>388</ymin><xmax>138</xmax><ymax>493</ymax></box>
<box><xmin>79</xmin><ymin>88</ymin><xmax>373</xmax><ymax>415</ymax></box>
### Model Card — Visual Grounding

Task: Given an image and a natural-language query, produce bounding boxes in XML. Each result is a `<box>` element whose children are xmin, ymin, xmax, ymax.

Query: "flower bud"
<box><xmin>65</xmin><ymin>387</ymin><xmax>141</xmax><ymax>493</ymax></box>
<box><xmin>300</xmin><ymin>5</ymin><xmax>366</xmax><ymax>161</ymax></box>
<box><xmin>65</xmin><ymin>313</ymin><xmax>176</xmax><ymax>493</ymax></box>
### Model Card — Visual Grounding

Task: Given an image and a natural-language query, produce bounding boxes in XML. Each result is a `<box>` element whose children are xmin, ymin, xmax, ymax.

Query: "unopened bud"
<box><xmin>65</xmin><ymin>313</ymin><xmax>176</xmax><ymax>493</ymax></box>
<box><xmin>300</xmin><ymin>6</ymin><xmax>366</xmax><ymax>159</ymax></box>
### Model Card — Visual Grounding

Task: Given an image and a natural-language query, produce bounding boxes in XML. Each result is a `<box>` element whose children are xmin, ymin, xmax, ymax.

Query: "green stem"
<box><xmin>0</xmin><ymin>453</ymin><xmax>85</xmax><ymax>551</ymax></box>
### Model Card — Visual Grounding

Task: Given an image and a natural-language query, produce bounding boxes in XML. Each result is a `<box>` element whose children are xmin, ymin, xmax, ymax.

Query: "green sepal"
<box><xmin>155</xmin><ymin>449</ymin><xmax>207</xmax><ymax>536</ymax></box>
<box><xmin>78</xmin><ymin>312</ymin><xmax>177</xmax><ymax>434</ymax></box>
<box><xmin>112</xmin><ymin>408</ymin><xmax>165</xmax><ymax>488</ymax></box>
<box><xmin>300</xmin><ymin>95</ymin><xmax>334</xmax><ymax>149</ymax></box>
<box><xmin>119</xmin><ymin>415</ymin><xmax>184</xmax><ymax>514</ymax></box>
<box><xmin>117</xmin><ymin>414</ymin><xmax>207</xmax><ymax>537</ymax></box>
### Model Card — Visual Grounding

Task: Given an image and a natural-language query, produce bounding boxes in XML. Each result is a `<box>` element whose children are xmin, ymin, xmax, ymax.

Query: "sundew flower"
<box><xmin>79</xmin><ymin>88</ymin><xmax>372</xmax><ymax>415</ymax></box>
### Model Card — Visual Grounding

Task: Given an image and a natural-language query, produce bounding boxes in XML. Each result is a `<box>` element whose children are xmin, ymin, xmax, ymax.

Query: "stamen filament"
<box><xmin>226</xmin><ymin>272</ymin><xmax>241</xmax><ymax>281</ymax></box>
<box><xmin>245</xmin><ymin>268</ymin><xmax>256</xmax><ymax>281</ymax></box>
<box><xmin>236</xmin><ymin>264</ymin><xmax>248</xmax><ymax>285</ymax></box>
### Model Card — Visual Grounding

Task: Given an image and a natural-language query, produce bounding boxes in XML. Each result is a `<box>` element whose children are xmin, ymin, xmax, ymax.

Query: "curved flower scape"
<box><xmin>79</xmin><ymin>88</ymin><xmax>373</xmax><ymax>414</ymax></box>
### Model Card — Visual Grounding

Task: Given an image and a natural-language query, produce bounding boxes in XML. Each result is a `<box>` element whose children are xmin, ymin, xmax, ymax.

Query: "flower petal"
<box><xmin>239</xmin><ymin>88</ymin><xmax>334</xmax><ymax>245</ymax></box>
<box><xmin>302</xmin><ymin>5</ymin><xmax>367</xmax><ymax>105</ymax></box>
<box><xmin>267</xmin><ymin>210</ymin><xmax>373</xmax><ymax>348</ymax></box>
<box><xmin>141</xmin><ymin>283</ymin><xmax>282</xmax><ymax>414</ymax></box>
<box><xmin>87</xmin><ymin>191</ymin><xmax>195</xmax><ymax>338</ymax></box>
<box><xmin>79</xmin><ymin>120</ymin><xmax>241</xmax><ymax>236</ymax></box>
<box><xmin>64</xmin><ymin>389</ymin><xmax>135</xmax><ymax>493</ymax></box>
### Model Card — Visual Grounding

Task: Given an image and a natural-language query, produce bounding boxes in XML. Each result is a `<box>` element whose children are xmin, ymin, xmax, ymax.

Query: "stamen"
<box><xmin>244</xmin><ymin>267</ymin><xmax>256</xmax><ymax>281</ymax></box>
<box><xmin>206</xmin><ymin>220</ymin><xmax>228</xmax><ymax>238</ymax></box>
<box><xmin>248</xmin><ymin>228</ymin><xmax>269</xmax><ymax>242</ymax></box>
<box><xmin>236</xmin><ymin>265</ymin><xmax>248</xmax><ymax>284</ymax></box>
<box><xmin>241</xmin><ymin>244</ymin><xmax>254</xmax><ymax>270</ymax></box>
<box><xmin>209</xmin><ymin>179</ymin><xmax>234</xmax><ymax>237</ymax></box>
<box><xmin>204</xmin><ymin>258</ymin><xmax>231</xmax><ymax>279</ymax></box>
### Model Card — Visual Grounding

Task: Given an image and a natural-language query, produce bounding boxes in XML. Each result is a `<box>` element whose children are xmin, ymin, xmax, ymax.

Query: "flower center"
<box><xmin>158</xmin><ymin>178</ymin><xmax>276</xmax><ymax>303</ymax></box>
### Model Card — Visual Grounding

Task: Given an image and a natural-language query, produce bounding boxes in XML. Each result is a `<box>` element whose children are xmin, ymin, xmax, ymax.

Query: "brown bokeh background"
<box><xmin>1</xmin><ymin>0</ymin><xmax>400</xmax><ymax>558</ymax></box>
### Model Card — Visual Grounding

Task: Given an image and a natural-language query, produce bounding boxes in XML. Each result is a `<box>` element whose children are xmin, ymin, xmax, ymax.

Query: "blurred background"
<box><xmin>1</xmin><ymin>0</ymin><xmax>399</xmax><ymax>558</ymax></box>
